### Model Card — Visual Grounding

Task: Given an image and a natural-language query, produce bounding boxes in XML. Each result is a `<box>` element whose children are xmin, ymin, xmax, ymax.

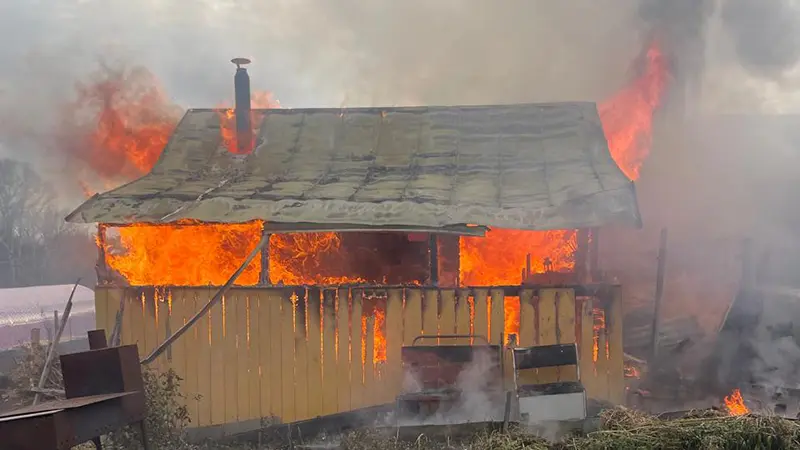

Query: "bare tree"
<box><xmin>0</xmin><ymin>158</ymin><xmax>95</xmax><ymax>287</ymax></box>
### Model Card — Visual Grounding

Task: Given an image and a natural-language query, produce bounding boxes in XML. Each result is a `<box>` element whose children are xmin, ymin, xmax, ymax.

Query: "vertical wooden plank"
<box><xmin>555</xmin><ymin>289</ymin><xmax>578</xmax><ymax>381</ymax></box>
<box><xmin>105</xmin><ymin>289</ymin><xmax>121</xmax><ymax>345</ymax></box>
<box><xmin>517</xmin><ymin>289</ymin><xmax>537</xmax><ymax>387</ymax></box>
<box><xmin>439</xmin><ymin>290</ymin><xmax>456</xmax><ymax>337</ymax></box>
<box><xmin>210</xmin><ymin>294</ymin><xmax>226</xmax><ymax>425</ymax></box>
<box><xmin>171</xmin><ymin>291</ymin><xmax>193</xmax><ymax>425</ymax></box>
<box><xmin>130</xmin><ymin>291</ymin><xmax>147</xmax><ymax>360</ymax></box>
<box><xmin>155</xmin><ymin>291</ymin><xmax>170</xmax><ymax>375</ymax></box>
<box><xmin>349</xmin><ymin>290</ymin><xmax>364</xmax><ymax>409</ymax></box>
<box><xmin>518</xmin><ymin>289</ymin><xmax>536</xmax><ymax>346</ymax></box>
<box><xmin>294</xmin><ymin>291</ymin><xmax>309</xmax><ymax>422</ymax></box>
<box><xmin>473</xmin><ymin>289</ymin><xmax>489</xmax><ymax>343</ymax></box>
<box><xmin>306</xmin><ymin>290</ymin><xmax>323</xmax><ymax>418</ymax></box>
<box><xmin>455</xmin><ymin>289</ymin><xmax>471</xmax><ymax>344</ymax></box>
<box><xmin>223</xmin><ymin>294</ymin><xmax>239</xmax><ymax>424</ymax></box>
<box><xmin>95</xmin><ymin>287</ymin><xmax>109</xmax><ymax>333</ymax></box>
<box><xmin>104</xmin><ymin>288</ymin><xmax>121</xmax><ymax>342</ymax></box>
<box><xmin>336</xmin><ymin>288</ymin><xmax>351</xmax><ymax>413</ymax></box>
<box><xmin>596</xmin><ymin>324</ymin><xmax>609</xmax><ymax>403</ymax></box>
<box><xmin>256</xmin><ymin>290</ymin><xmax>272</xmax><ymax>420</ymax></box>
<box><xmin>385</xmin><ymin>289</ymin><xmax>403</xmax><ymax>402</ymax></box>
<box><xmin>422</xmin><ymin>290</ymin><xmax>439</xmax><ymax>339</ymax></box>
<box><xmin>178</xmin><ymin>291</ymin><xmax>197</xmax><ymax>426</ymax></box>
<box><xmin>489</xmin><ymin>288</ymin><xmax>505</xmax><ymax>345</ymax></box>
<box><xmin>236</xmin><ymin>291</ymin><xmax>252</xmax><ymax>421</ymax></box>
<box><xmin>122</xmin><ymin>289</ymin><xmax>134</xmax><ymax>346</ymax></box>
<box><xmin>322</xmin><ymin>290</ymin><xmax>338</xmax><ymax>415</ymax></box>
<box><xmin>281</xmin><ymin>293</ymin><xmax>296</xmax><ymax>422</ymax></box>
<box><xmin>537</xmin><ymin>289</ymin><xmax>559</xmax><ymax>384</ymax></box>
<box><xmin>364</xmin><ymin>316</ymin><xmax>375</xmax><ymax>404</ymax></box>
<box><xmin>268</xmin><ymin>291</ymin><xmax>283</xmax><ymax>419</ymax></box>
<box><xmin>195</xmin><ymin>288</ymin><xmax>212</xmax><ymax>427</ymax></box>
<box><xmin>403</xmin><ymin>289</ymin><xmax>423</xmax><ymax>345</ymax></box>
<box><xmin>143</xmin><ymin>291</ymin><xmax>158</xmax><ymax>363</ymax></box>
<box><xmin>607</xmin><ymin>287</ymin><xmax>625</xmax><ymax>405</ymax></box>
<box><xmin>246</xmin><ymin>291</ymin><xmax>261</xmax><ymax>421</ymax></box>
<box><xmin>579</xmin><ymin>297</ymin><xmax>599</xmax><ymax>402</ymax></box>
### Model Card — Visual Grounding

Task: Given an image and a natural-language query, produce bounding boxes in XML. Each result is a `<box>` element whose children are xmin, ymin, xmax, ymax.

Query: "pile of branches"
<box><xmin>333</xmin><ymin>408</ymin><xmax>800</xmax><ymax>450</ymax></box>
<box><xmin>2</xmin><ymin>341</ymin><xmax>64</xmax><ymax>407</ymax></box>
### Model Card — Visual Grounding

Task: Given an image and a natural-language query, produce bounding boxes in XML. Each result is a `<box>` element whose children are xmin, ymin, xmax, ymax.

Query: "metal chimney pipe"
<box><xmin>231</xmin><ymin>57</ymin><xmax>253</xmax><ymax>154</ymax></box>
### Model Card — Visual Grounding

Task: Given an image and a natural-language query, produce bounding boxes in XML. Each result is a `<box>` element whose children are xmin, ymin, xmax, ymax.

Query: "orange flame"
<box><xmin>724</xmin><ymin>389</ymin><xmax>749</xmax><ymax>416</ymax></box>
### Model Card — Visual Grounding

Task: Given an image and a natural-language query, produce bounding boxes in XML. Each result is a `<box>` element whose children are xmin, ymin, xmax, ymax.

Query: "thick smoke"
<box><xmin>721</xmin><ymin>0</ymin><xmax>800</xmax><ymax>77</ymax></box>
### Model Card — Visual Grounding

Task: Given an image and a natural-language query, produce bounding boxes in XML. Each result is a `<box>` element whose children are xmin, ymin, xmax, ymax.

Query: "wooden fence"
<box><xmin>95</xmin><ymin>285</ymin><xmax>623</xmax><ymax>428</ymax></box>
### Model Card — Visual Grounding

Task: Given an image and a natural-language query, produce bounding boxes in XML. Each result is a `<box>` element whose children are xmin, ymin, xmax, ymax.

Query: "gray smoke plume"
<box><xmin>722</xmin><ymin>0</ymin><xmax>800</xmax><ymax>78</ymax></box>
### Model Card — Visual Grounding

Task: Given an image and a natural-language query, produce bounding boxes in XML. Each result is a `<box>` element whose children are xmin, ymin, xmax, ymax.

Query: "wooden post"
<box><xmin>438</xmin><ymin>234</ymin><xmax>460</xmax><ymax>287</ymax></box>
<box><xmin>258</xmin><ymin>225</ymin><xmax>271</xmax><ymax>286</ymax></box>
<box><xmin>650</xmin><ymin>228</ymin><xmax>668</xmax><ymax>360</ymax></box>
<box><xmin>30</xmin><ymin>328</ymin><xmax>40</xmax><ymax>346</ymax></box>
<box><xmin>96</xmin><ymin>224</ymin><xmax>109</xmax><ymax>284</ymax></box>
<box><xmin>589</xmin><ymin>228</ymin><xmax>600</xmax><ymax>282</ymax></box>
<box><xmin>429</xmin><ymin>234</ymin><xmax>439</xmax><ymax>286</ymax></box>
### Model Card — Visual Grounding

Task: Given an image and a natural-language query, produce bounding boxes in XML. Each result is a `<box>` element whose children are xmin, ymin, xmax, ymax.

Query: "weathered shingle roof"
<box><xmin>65</xmin><ymin>103</ymin><xmax>641</xmax><ymax>231</ymax></box>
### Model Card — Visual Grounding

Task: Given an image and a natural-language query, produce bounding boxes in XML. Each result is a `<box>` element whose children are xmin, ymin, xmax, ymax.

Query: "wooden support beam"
<box><xmin>438</xmin><ymin>234</ymin><xmax>460</xmax><ymax>287</ymax></box>
<box><xmin>96</xmin><ymin>224</ymin><xmax>109</xmax><ymax>284</ymax></box>
<box><xmin>429</xmin><ymin>234</ymin><xmax>439</xmax><ymax>286</ymax></box>
<box><xmin>575</xmin><ymin>229</ymin><xmax>590</xmax><ymax>283</ymax></box>
<box><xmin>650</xmin><ymin>228</ymin><xmax>668</xmax><ymax>360</ymax></box>
<box><xmin>259</xmin><ymin>225</ymin><xmax>271</xmax><ymax>286</ymax></box>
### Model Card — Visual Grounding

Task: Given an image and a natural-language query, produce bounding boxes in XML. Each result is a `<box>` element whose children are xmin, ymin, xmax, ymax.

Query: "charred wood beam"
<box><xmin>96</xmin><ymin>224</ymin><xmax>109</xmax><ymax>284</ymax></box>
<box><xmin>429</xmin><ymin>234</ymin><xmax>439</xmax><ymax>286</ymax></box>
<box><xmin>438</xmin><ymin>234</ymin><xmax>460</xmax><ymax>287</ymax></box>
<box><xmin>259</xmin><ymin>225</ymin><xmax>271</xmax><ymax>286</ymax></box>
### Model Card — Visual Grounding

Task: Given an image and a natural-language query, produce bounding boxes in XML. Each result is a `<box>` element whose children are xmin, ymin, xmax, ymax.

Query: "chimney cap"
<box><xmin>231</xmin><ymin>57</ymin><xmax>252</xmax><ymax>69</ymax></box>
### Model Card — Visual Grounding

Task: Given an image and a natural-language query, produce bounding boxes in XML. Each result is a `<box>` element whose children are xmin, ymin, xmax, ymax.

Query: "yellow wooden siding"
<box><xmin>97</xmin><ymin>285</ymin><xmax>624</xmax><ymax>428</ymax></box>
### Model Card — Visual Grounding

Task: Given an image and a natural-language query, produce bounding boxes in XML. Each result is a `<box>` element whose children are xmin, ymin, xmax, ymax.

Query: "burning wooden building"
<box><xmin>65</xmin><ymin>60</ymin><xmax>642</xmax><ymax>431</ymax></box>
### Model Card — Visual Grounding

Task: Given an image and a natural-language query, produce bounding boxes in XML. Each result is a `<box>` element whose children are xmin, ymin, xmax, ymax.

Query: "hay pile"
<box><xmin>335</xmin><ymin>408</ymin><xmax>800</xmax><ymax>450</ymax></box>
<box><xmin>565</xmin><ymin>407</ymin><xmax>800</xmax><ymax>450</ymax></box>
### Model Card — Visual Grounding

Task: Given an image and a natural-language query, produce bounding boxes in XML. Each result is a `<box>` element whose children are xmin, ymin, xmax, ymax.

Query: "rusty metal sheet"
<box><xmin>60</xmin><ymin>345</ymin><xmax>143</xmax><ymax>398</ymax></box>
<box><xmin>0</xmin><ymin>392</ymin><xmax>134</xmax><ymax>418</ymax></box>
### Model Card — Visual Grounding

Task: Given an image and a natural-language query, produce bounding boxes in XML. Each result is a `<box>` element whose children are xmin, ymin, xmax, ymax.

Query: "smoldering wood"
<box><xmin>33</xmin><ymin>279</ymin><xmax>79</xmax><ymax>405</ymax></box>
<box><xmin>259</xmin><ymin>227</ymin><xmax>271</xmax><ymax>286</ymax></box>
<box><xmin>95</xmin><ymin>224</ymin><xmax>109</xmax><ymax>284</ymax></box>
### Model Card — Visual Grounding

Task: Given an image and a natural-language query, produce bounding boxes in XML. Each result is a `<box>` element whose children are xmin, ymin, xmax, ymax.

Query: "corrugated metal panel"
<box><xmin>65</xmin><ymin>103</ymin><xmax>640</xmax><ymax>231</ymax></box>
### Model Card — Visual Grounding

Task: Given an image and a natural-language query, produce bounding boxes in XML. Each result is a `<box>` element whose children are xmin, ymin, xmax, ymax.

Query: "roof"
<box><xmin>65</xmin><ymin>103</ymin><xmax>641</xmax><ymax>231</ymax></box>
